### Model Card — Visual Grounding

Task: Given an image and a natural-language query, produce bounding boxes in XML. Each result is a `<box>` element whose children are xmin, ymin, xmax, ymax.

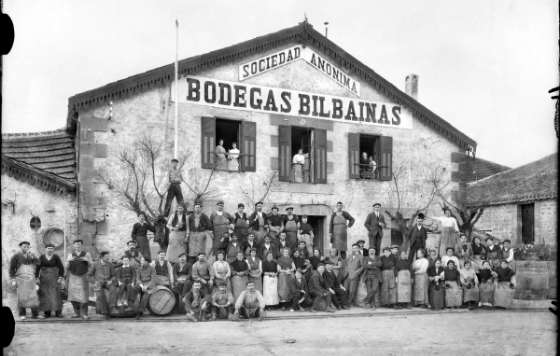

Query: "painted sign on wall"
<box><xmin>238</xmin><ymin>45</ymin><xmax>361</xmax><ymax>96</ymax></box>
<box><xmin>174</xmin><ymin>76</ymin><xmax>411</xmax><ymax>129</ymax></box>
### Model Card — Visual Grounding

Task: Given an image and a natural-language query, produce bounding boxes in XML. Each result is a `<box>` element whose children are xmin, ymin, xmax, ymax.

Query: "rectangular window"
<box><xmin>349</xmin><ymin>133</ymin><xmax>392</xmax><ymax>181</ymax></box>
<box><xmin>200</xmin><ymin>117</ymin><xmax>256</xmax><ymax>172</ymax></box>
<box><xmin>278</xmin><ymin>125</ymin><xmax>327</xmax><ymax>184</ymax></box>
<box><xmin>520</xmin><ymin>203</ymin><xmax>535</xmax><ymax>244</ymax></box>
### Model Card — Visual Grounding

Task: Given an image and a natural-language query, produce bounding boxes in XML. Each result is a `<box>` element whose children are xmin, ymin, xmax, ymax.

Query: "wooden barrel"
<box><xmin>148</xmin><ymin>286</ymin><xmax>176</xmax><ymax>315</ymax></box>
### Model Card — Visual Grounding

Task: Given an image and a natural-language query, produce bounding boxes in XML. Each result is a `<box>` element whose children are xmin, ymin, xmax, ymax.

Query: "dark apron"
<box><xmin>39</xmin><ymin>266</ymin><xmax>62</xmax><ymax>311</ymax></box>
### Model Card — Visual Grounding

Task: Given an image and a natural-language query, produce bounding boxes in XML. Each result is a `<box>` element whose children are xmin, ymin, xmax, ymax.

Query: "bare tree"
<box><xmin>240</xmin><ymin>171</ymin><xmax>277</xmax><ymax>208</ymax></box>
<box><xmin>436</xmin><ymin>195</ymin><xmax>484</xmax><ymax>240</ymax></box>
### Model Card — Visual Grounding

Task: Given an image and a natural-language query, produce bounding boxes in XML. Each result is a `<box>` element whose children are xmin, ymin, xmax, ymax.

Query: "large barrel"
<box><xmin>148</xmin><ymin>286</ymin><xmax>176</xmax><ymax>315</ymax></box>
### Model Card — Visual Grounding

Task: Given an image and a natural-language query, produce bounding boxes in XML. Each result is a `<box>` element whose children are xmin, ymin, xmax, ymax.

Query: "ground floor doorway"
<box><xmin>306</xmin><ymin>215</ymin><xmax>325</xmax><ymax>254</ymax></box>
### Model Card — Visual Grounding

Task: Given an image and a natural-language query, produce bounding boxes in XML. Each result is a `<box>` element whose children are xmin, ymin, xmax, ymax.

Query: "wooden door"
<box><xmin>521</xmin><ymin>203</ymin><xmax>535</xmax><ymax>244</ymax></box>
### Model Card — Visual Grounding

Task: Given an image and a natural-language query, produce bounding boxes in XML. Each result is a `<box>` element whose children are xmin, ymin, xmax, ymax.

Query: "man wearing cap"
<box><xmin>191</xmin><ymin>253</ymin><xmax>213</xmax><ymax>294</ymax></box>
<box><xmin>233</xmin><ymin>203</ymin><xmax>250</xmax><ymax>244</ymax></box>
<box><xmin>357</xmin><ymin>239</ymin><xmax>368</xmax><ymax>257</ymax></box>
<box><xmin>407</xmin><ymin>213</ymin><xmax>428</xmax><ymax>264</ymax></box>
<box><xmin>9</xmin><ymin>241</ymin><xmax>40</xmax><ymax>320</ymax></box>
<box><xmin>283</xmin><ymin>207</ymin><xmax>299</xmax><ymax>249</ymax></box>
<box><xmin>259</xmin><ymin>235</ymin><xmax>278</xmax><ymax>261</ymax></box>
<box><xmin>363</xmin><ymin>248</ymin><xmax>383</xmax><ymax>309</ymax></box>
<box><xmin>164</xmin><ymin>158</ymin><xmax>184</xmax><ymax>216</ymax></box>
<box><xmin>172</xmin><ymin>253</ymin><xmax>192</xmax><ymax>313</ymax></box>
<box><xmin>151</xmin><ymin>251</ymin><xmax>174</xmax><ymax>287</ymax></box>
<box><xmin>210</xmin><ymin>200</ymin><xmax>234</xmax><ymax>256</ymax></box>
<box><xmin>266</xmin><ymin>205</ymin><xmax>284</xmax><ymax>240</ymax></box>
<box><xmin>308</xmin><ymin>263</ymin><xmax>336</xmax><ymax>312</ymax></box>
<box><xmin>131</xmin><ymin>212</ymin><xmax>155</xmax><ymax>262</ymax></box>
<box><xmin>344</xmin><ymin>244</ymin><xmax>364</xmax><ymax>307</ymax></box>
<box><xmin>329</xmin><ymin>202</ymin><xmax>355</xmax><ymax>259</ymax></box>
<box><xmin>124</xmin><ymin>240</ymin><xmax>142</xmax><ymax>268</ymax></box>
<box><xmin>89</xmin><ymin>251</ymin><xmax>116</xmax><ymax>318</ymax></box>
<box><xmin>364</xmin><ymin>203</ymin><xmax>386</xmax><ymax>257</ymax></box>
<box><xmin>184</xmin><ymin>280</ymin><xmax>211</xmax><ymax>322</ymax></box>
<box><xmin>298</xmin><ymin>215</ymin><xmax>314</xmax><ymax>257</ymax></box>
<box><xmin>37</xmin><ymin>243</ymin><xmax>65</xmax><ymax>318</ymax></box>
<box><xmin>226</xmin><ymin>235</ymin><xmax>243</xmax><ymax>264</ymax></box>
<box><xmin>233</xmin><ymin>281</ymin><xmax>266</xmax><ymax>320</ymax></box>
<box><xmin>249</xmin><ymin>201</ymin><xmax>268</xmax><ymax>246</ymax></box>
<box><xmin>210</xmin><ymin>282</ymin><xmax>234</xmax><ymax>320</ymax></box>
<box><xmin>187</xmin><ymin>201</ymin><xmax>212</xmax><ymax>264</ymax></box>
<box><xmin>65</xmin><ymin>240</ymin><xmax>93</xmax><ymax>320</ymax></box>
<box><xmin>115</xmin><ymin>255</ymin><xmax>137</xmax><ymax>308</ymax></box>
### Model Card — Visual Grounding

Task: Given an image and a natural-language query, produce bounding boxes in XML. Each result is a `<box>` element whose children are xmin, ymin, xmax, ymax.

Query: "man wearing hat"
<box><xmin>233</xmin><ymin>203</ymin><xmax>250</xmax><ymax>244</ymax></box>
<box><xmin>90</xmin><ymin>251</ymin><xmax>116</xmax><ymax>318</ymax></box>
<box><xmin>249</xmin><ymin>201</ymin><xmax>268</xmax><ymax>246</ymax></box>
<box><xmin>210</xmin><ymin>200</ymin><xmax>234</xmax><ymax>256</ymax></box>
<box><xmin>364</xmin><ymin>203</ymin><xmax>386</xmax><ymax>256</ymax></box>
<box><xmin>329</xmin><ymin>202</ymin><xmax>355</xmax><ymax>259</ymax></box>
<box><xmin>124</xmin><ymin>240</ymin><xmax>142</xmax><ymax>268</ymax></box>
<box><xmin>164</xmin><ymin>158</ymin><xmax>184</xmax><ymax>216</ymax></box>
<box><xmin>65</xmin><ymin>239</ymin><xmax>93</xmax><ymax>320</ymax></box>
<box><xmin>9</xmin><ymin>241</ymin><xmax>40</xmax><ymax>320</ymax></box>
<box><xmin>266</xmin><ymin>205</ymin><xmax>283</xmax><ymax>240</ymax></box>
<box><xmin>283</xmin><ymin>207</ymin><xmax>299</xmax><ymax>249</ymax></box>
<box><xmin>308</xmin><ymin>263</ymin><xmax>336</xmax><ymax>312</ymax></box>
<box><xmin>187</xmin><ymin>201</ymin><xmax>212</xmax><ymax>264</ymax></box>
<box><xmin>356</xmin><ymin>239</ymin><xmax>368</xmax><ymax>257</ymax></box>
<box><xmin>407</xmin><ymin>213</ymin><xmax>428</xmax><ymax>264</ymax></box>
<box><xmin>484</xmin><ymin>236</ymin><xmax>502</xmax><ymax>269</ymax></box>
<box><xmin>172</xmin><ymin>253</ymin><xmax>192</xmax><ymax>313</ymax></box>
<box><xmin>37</xmin><ymin>243</ymin><xmax>65</xmax><ymax>318</ymax></box>
<box><xmin>324</xmin><ymin>260</ymin><xmax>349</xmax><ymax>309</ymax></box>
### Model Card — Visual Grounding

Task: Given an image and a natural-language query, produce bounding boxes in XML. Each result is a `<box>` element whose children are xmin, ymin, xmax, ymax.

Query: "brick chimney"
<box><xmin>405</xmin><ymin>74</ymin><xmax>418</xmax><ymax>99</ymax></box>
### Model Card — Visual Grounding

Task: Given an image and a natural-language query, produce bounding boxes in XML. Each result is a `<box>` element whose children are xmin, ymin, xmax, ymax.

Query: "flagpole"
<box><xmin>174</xmin><ymin>19</ymin><xmax>179</xmax><ymax>159</ymax></box>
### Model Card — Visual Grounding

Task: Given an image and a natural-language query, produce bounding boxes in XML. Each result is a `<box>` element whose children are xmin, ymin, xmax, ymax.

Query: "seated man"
<box><xmin>191</xmin><ymin>252</ymin><xmax>212</xmax><ymax>295</ymax></box>
<box><xmin>210</xmin><ymin>282</ymin><xmax>234</xmax><ymax>320</ymax></box>
<box><xmin>184</xmin><ymin>280</ymin><xmax>211</xmax><ymax>322</ymax></box>
<box><xmin>308</xmin><ymin>263</ymin><xmax>336</xmax><ymax>312</ymax></box>
<box><xmin>90</xmin><ymin>251</ymin><xmax>117</xmax><ymax>317</ymax></box>
<box><xmin>233</xmin><ymin>281</ymin><xmax>266</xmax><ymax>321</ymax></box>
<box><xmin>324</xmin><ymin>260</ymin><xmax>349</xmax><ymax>309</ymax></box>
<box><xmin>115</xmin><ymin>256</ymin><xmax>137</xmax><ymax>308</ymax></box>
<box><xmin>152</xmin><ymin>251</ymin><xmax>174</xmax><ymax>287</ymax></box>
<box><xmin>173</xmin><ymin>253</ymin><xmax>192</xmax><ymax>313</ymax></box>
<box><xmin>136</xmin><ymin>255</ymin><xmax>155</xmax><ymax>319</ymax></box>
<box><xmin>291</xmin><ymin>269</ymin><xmax>313</xmax><ymax>311</ymax></box>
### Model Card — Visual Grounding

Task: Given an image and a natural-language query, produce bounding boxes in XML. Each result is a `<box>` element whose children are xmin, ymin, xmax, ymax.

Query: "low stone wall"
<box><xmin>513</xmin><ymin>260</ymin><xmax>556</xmax><ymax>300</ymax></box>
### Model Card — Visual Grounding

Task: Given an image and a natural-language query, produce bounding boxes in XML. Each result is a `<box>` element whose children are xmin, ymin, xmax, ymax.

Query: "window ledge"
<box><xmin>271</xmin><ymin>182</ymin><xmax>336</xmax><ymax>195</ymax></box>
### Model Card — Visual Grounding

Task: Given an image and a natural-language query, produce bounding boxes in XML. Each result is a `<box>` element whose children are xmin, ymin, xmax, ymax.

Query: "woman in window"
<box><xmin>477</xmin><ymin>260</ymin><xmax>496</xmax><ymax>308</ymax></box>
<box><xmin>412</xmin><ymin>249</ymin><xmax>429</xmax><ymax>308</ymax></box>
<box><xmin>427</xmin><ymin>259</ymin><xmax>445</xmax><ymax>310</ymax></box>
<box><xmin>227</xmin><ymin>142</ymin><xmax>240</xmax><ymax>171</ymax></box>
<box><xmin>292</xmin><ymin>148</ymin><xmax>306</xmax><ymax>183</ymax></box>
<box><xmin>443</xmin><ymin>260</ymin><xmax>462</xmax><ymax>308</ymax></box>
<box><xmin>368</xmin><ymin>155</ymin><xmax>377</xmax><ymax>179</ymax></box>
<box><xmin>262</xmin><ymin>252</ymin><xmax>279</xmax><ymax>309</ymax></box>
<box><xmin>359</xmin><ymin>152</ymin><xmax>369</xmax><ymax>178</ymax></box>
<box><xmin>215</xmin><ymin>138</ymin><xmax>227</xmax><ymax>170</ymax></box>
<box><xmin>166</xmin><ymin>204</ymin><xmax>188</xmax><ymax>264</ymax></box>
<box><xmin>460</xmin><ymin>260</ymin><xmax>479</xmax><ymax>309</ymax></box>
<box><xmin>303</xmin><ymin>152</ymin><xmax>310</xmax><ymax>183</ymax></box>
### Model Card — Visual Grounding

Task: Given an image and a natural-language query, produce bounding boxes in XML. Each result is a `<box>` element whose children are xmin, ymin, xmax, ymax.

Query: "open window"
<box><xmin>278</xmin><ymin>125</ymin><xmax>327</xmax><ymax>184</ymax></box>
<box><xmin>201</xmin><ymin>117</ymin><xmax>256</xmax><ymax>172</ymax></box>
<box><xmin>349</xmin><ymin>133</ymin><xmax>392</xmax><ymax>181</ymax></box>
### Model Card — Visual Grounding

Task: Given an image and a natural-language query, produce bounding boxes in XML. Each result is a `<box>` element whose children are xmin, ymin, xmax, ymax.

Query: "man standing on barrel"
<box><xmin>210</xmin><ymin>200</ymin><xmax>234</xmax><ymax>257</ymax></box>
<box><xmin>187</xmin><ymin>201</ymin><xmax>212</xmax><ymax>264</ymax></box>
<box><xmin>364</xmin><ymin>203</ymin><xmax>386</xmax><ymax>256</ymax></box>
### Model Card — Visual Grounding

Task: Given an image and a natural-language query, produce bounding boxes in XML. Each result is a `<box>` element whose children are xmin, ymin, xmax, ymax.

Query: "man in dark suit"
<box><xmin>357</xmin><ymin>239</ymin><xmax>369</xmax><ymax>257</ymax></box>
<box><xmin>258</xmin><ymin>235</ymin><xmax>277</xmax><ymax>261</ymax></box>
<box><xmin>408</xmin><ymin>213</ymin><xmax>428</xmax><ymax>264</ymax></box>
<box><xmin>248</xmin><ymin>201</ymin><xmax>268</xmax><ymax>246</ymax></box>
<box><xmin>364</xmin><ymin>203</ymin><xmax>386</xmax><ymax>256</ymax></box>
<box><xmin>308</xmin><ymin>263</ymin><xmax>336</xmax><ymax>312</ymax></box>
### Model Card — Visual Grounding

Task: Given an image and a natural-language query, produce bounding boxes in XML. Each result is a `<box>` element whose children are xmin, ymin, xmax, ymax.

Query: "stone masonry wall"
<box><xmin>535</xmin><ymin>200</ymin><xmax>557</xmax><ymax>246</ymax></box>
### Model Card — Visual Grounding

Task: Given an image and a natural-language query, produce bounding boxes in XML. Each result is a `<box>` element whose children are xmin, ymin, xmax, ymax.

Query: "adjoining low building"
<box><xmin>465</xmin><ymin>153</ymin><xmax>557</xmax><ymax>248</ymax></box>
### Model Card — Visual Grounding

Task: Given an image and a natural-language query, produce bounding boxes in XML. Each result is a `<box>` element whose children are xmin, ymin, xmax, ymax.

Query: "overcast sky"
<box><xmin>3</xmin><ymin>0</ymin><xmax>558</xmax><ymax>168</ymax></box>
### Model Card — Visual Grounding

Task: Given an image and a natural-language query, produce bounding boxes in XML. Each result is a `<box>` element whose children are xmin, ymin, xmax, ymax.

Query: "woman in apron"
<box><xmin>233</xmin><ymin>204</ymin><xmax>250</xmax><ymax>244</ymax></box>
<box><xmin>9</xmin><ymin>241</ymin><xmax>40</xmax><ymax>320</ymax></box>
<box><xmin>38</xmin><ymin>244</ymin><xmax>65</xmax><ymax>318</ymax></box>
<box><xmin>230</xmin><ymin>252</ymin><xmax>249</xmax><ymax>302</ymax></box>
<box><xmin>262</xmin><ymin>252</ymin><xmax>279</xmax><ymax>308</ymax></box>
<box><xmin>246</xmin><ymin>248</ymin><xmax>263</xmax><ymax>293</ymax></box>
<box><xmin>277</xmin><ymin>248</ymin><xmax>296</xmax><ymax>309</ymax></box>
<box><xmin>166</xmin><ymin>204</ymin><xmax>188</xmax><ymax>264</ymax></box>
<box><xmin>477</xmin><ymin>260</ymin><xmax>496</xmax><ymax>308</ymax></box>
<box><xmin>494</xmin><ymin>260</ymin><xmax>516</xmax><ymax>309</ymax></box>
<box><xmin>428</xmin><ymin>259</ymin><xmax>445</xmax><ymax>310</ymax></box>
<box><xmin>215</xmin><ymin>139</ymin><xmax>227</xmax><ymax>170</ymax></box>
<box><xmin>395</xmin><ymin>250</ymin><xmax>412</xmax><ymax>308</ymax></box>
<box><xmin>211</xmin><ymin>250</ymin><xmax>231</xmax><ymax>292</ymax></box>
<box><xmin>460</xmin><ymin>260</ymin><xmax>479</xmax><ymax>309</ymax></box>
<box><xmin>436</xmin><ymin>207</ymin><xmax>460</xmax><ymax>258</ymax></box>
<box><xmin>443</xmin><ymin>260</ymin><xmax>462</xmax><ymax>308</ymax></box>
<box><xmin>412</xmin><ymin>249</ymin><xmax>429</xmax><ymax>308</ymax></box>
<box><xmin>292</xmin><ymin>149</ymin><xmax>305</xmax><ymax>183</ymax></box>
<box><xmin>283</xmin><ymin>208</ymin><xmax>299</xmax><ymax>250</ymax></box>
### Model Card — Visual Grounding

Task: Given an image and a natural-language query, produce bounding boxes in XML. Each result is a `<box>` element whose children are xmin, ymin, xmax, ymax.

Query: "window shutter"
<box><xmin>313</xmin><ymin>129</ymin><xmax>327</xmax><ymax>184</ymax></box>
<box><xmin>278</xmin><ymin>125</ymin><xmax>291</xmax><ymax>182</ymax></box>
<box><xmin>240</xmin><ymin>121</ymin><xmax>256</xmax><ymax>172</ymax></box>
<box><xmin>348</xmin><ymin>133</ymin><xmax>360</xmax><ymax>179</ymax></box>
<box><xmin>378</xmin><ymin>136</ymin><xmax>393</xmax><ymax>181</ymax></box>
<box><xmin>201</xmin><ymin>116</ymin><xmax>216</xmax><ymax>169</ymax></box>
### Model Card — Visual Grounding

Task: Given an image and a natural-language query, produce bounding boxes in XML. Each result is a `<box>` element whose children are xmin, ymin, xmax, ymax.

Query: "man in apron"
<box><xmin>37</xmin><ymin>243</ymin><xmax>65</xmax><ymax>318</ymax></box>
<box><xmin>266</xmin><ymin>205</ymin><xmax>283</xmax><ymax>241</ymax></box>
<box><xmin>249</xmin><ymin>201</ymin><xmax>268</xmax><ymax>246</ymax></box>
<box><xmin>9</xmin><ymin>241</ymin><xmax>40</xmax><ymax>320</ymax></box>
<box><xmin>187</xmin><ymin>201</ymin><xmax>212</xmax><ymax>264</ymax></box>
<box><xmin>66</xmin><ymin>240</ymin><xmax>93</xmax><ymax>320</ymax></box>
<box><xmin>329</xmin><ymin>202</ymin><xmax>355</xmax><ymax>259</ymax></box>
<box><xmin>210</xmin><ymin>200</ymin><xmax>234</xmax><ymax>256</ymax></box>
<box><xmin>283</xmin><ymin>207</ymin><xmax>299</xmax><ymax>251</ymax></box>
<box><xmin>233</xmin><ymin>203</ymin><xmax>250</xmax><ymax>244</ymax></box>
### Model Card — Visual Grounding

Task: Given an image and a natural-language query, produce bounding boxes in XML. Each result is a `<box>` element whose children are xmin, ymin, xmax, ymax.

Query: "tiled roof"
<box><xmin>1</xmin><ymin>129</ymin><xmax>76</xmax><ymax>194</ymax></box>
<box><xmin>465</xmin><ymin>157</ymin><xmax>510</xmax><ymax>182</ymax></box>
<box><xmin>66</xmin><ymin>21</ymin><xmax>476</xmax><ymax>151</ymax></box>
<box><xmin>465</xmin><ymin>153</ymin><xmax>557</xmax><ymax>207</ymax></box>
